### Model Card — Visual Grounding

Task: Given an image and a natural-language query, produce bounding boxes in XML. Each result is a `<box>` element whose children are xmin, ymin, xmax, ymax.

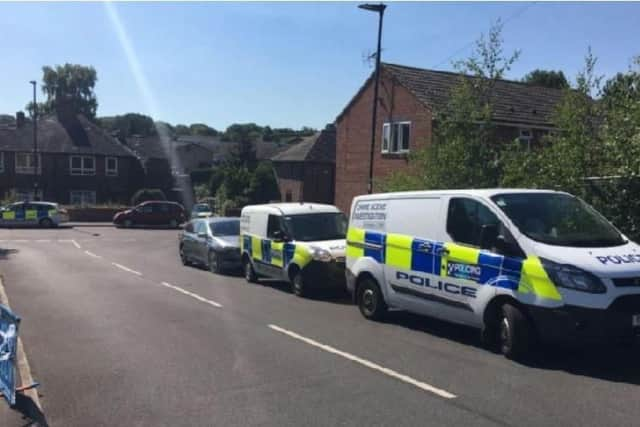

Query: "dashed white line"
<box><xmin>71</xmin><ymin>239</ymin><xmax>81</xmax><ymax>249</ymax></box>
<box><xmin>84</xmin><ymin>250</ymin><xmax>102</xmax><ymax>259</ymax></box>
<box><xmin>13</xmin><ymin>240</ymin><xmax>27</xmax><ymax>243</ymax></box>
<box><xmin>161</xmin><ymin>282</ymin><xmax>222</xmax><ymax>308</ymax></box>
<box><xmin>112</xmin><ymin>262</ymin><xmax>142</xmax><ymax>276</ymax></box>
<box><xmin>268</xmin><ymin>324</ymin><xmax>457</xmax><ymax>399</ymax></box>
<box><xmin>35</xmin><ymin>239</ymin><xmax>51</xmax><ymax>243</ymax></box>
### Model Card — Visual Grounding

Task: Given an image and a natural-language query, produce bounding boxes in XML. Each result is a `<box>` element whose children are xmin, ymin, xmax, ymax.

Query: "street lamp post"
<box><xmin>29</xmin><ymin>80</ymin><xmax>39</xmax><ymax>200</ymax></box>
<box><xmin>358</xmin><ymin>3</ymin><xmax>386</xmax><ymax>194</ymax></box>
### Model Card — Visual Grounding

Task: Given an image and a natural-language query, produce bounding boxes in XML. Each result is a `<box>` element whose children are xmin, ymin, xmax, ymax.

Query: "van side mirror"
<box><xmin>272</xmin><ymin>230</ymin><xmax>289</xmax><ymax>242</ymax></box>
<box><xmin>197</xmin><ymin>232</ymin><xmax>207</xmax><ymax>239</ymax></box>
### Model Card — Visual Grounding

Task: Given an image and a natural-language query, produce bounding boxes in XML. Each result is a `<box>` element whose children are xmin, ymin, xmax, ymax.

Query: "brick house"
<box><xmin>271</xmin><ymin>125</ymin><xmax>336</xmax><ymax>204</ymax></box>
<box><xmin>0</xmin><ymin>111</ymin><xmax>143</xmax><ymax>205</ymax></box>
<box><xmin>334</xmin><ymin>62</ymin><xmax>565</xmax><ymax>213</ymax></box>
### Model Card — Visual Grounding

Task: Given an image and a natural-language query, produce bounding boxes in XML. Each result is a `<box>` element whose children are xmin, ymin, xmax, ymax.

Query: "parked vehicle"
<box><xmin>179</xmin><ymin>217</ymin><xmax>241</xmax><ymax>273</ymax></box>
<box><xmin>113</xmin><ymin>201</ymin><xmax>185</xmax><ymax>228</ymax></box>
<box><xmin>347</xmin><ymin>189</ymin><xmax>640</xmax><ymax>360</ymax></box>
<box><xmin>0</xmin><ymin>201</ymin><xmax>69</xmax><ymax>228</ymax></box>
<box><xmin>240</xmin><ymin>203</ymin><xmax>347</xmax><ymax>297</ymax></box>
<box><xmin>191</xmin><ymin>203</ymin><xmax>213</xmax><ymax>219</ymax></box>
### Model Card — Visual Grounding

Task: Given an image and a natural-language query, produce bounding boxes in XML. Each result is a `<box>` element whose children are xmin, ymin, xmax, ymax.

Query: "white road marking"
<box><xmin>13</xmin><ymin>240</ymin><xmax>27</xmax><ymax>243</ymax></box>
<box><xmin>58</xmin><ymin>239</ymin><xmax>73</xmax><ymax>242</ymax></box>
<box><xmin>84</xmin><ymin>250</ymin><xmax>102</xmax><ymax>259</ymax></box>
<box><xmin>112</xmin><ymin>262</ymin><xmax>142</xmax><ymax>276</ymax></box>
<box><xmin>71</xmin><ymin>239</ymin><xmax>81</xmax><ymax>249</ymax></box>
<box><xmin>268</xmin><ymin>324</ymin><xmax>457</xmax><ymax>399</ymax></box>
<box><xmin>161</xmin><ymin>282</ymin><xmax>222</xmax><ymax>308</ymax></box>
<box><xmin>35</xmin><ymin>239</ymin><xmax>51</xmax><ymax>243</ymax></box>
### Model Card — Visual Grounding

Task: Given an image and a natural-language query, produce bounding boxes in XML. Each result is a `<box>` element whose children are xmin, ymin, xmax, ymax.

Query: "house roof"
<box><xmin>337</xmin><ymin>63</ymin><xmax>566</xmax><ymax>127</ymax></box>
<box><xmin>271</xmin><ymin>128</ymin><xmax>336</xmax><ymax>163</ymax></box>
<box><xmin>0</xmin><ymin>114</ymin><xmax>137</xmax><ymax>157</ymax></box>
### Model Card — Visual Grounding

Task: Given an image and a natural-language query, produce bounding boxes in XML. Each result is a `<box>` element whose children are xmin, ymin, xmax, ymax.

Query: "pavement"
<box><xmin>0</xmin><ymin>225</ymin><xmax>639</xmax><ymax>426</ymax></box>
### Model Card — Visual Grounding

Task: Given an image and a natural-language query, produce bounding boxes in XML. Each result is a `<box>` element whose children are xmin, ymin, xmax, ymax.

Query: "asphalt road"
<box><xmin>1</xmin><ymin>225</ymin><xmax>639</xmax><ymax>426</ymax></box>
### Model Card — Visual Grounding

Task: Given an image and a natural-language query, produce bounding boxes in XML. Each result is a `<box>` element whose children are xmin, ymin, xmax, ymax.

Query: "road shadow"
<box><xmin>0</xmin><ymin>248</ymin><xmax>19</xmax><ymax>260</ymax></box>
<box><xmin>10</xmin><ymin>393</ymin><xmax>49</xmax><ymax>427</ymax></box>
<box><xmin>258</xmin><ymin>279</ymin><xmax>352</xmax><ymax>303</ymax></box>
<box><xmin>380</xmin><ymin>310</ymin><xmax>640</xmax><ymax>384</ymax></box>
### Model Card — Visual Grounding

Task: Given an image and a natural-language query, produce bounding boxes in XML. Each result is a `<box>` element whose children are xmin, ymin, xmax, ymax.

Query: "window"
<box><xmin>446</xmin><ymin>198</ymin><xmax>500</xmax><ymax>248</ymax></box>
<box><xmin>195</xmin><ymin>221</ymin><xmax>207</xmax><ymax>235</ymax></box>
<box><xmin>382</xmin><ymin>122</ymin><xmax>411</xmax><ymax>154</ymax></box>
<box><xmin>185</xmin><ymin>222</ymin><xmax>195</xmax><ymax>233</ymax></box>
<box><xmin>0</xmin><ymin>152</ymin><xmax>4</xmax><ymax>173</ymax></box>
<box><xmin>141</xmin><ymin>204</ymin><xmax>153</xmax><ymax>214</ymax></box>
<box><xmin>518</xmin><ymin>128</ymin><xmax>533</xmax><ymax>149</ymax></box>
<box><xmin>285</xmin><ymin>190</ymin><xmax>292</xmax><ymax>202</ymax></box>
<box><xmin>283</xmin><ymin>213</ymin><xmax>347</xmax><ymax>242</ymax></box>
<box><xmin>15</xmin><ymin>153</ymin><xmax>41</xmax><ymax>174</ymax></box>
<box><xmin>209</xmin><ymin>220</ymin><xmax>240</xmax><ymax>236</ymax></box>
<box><xmin>69</xmin><ymin>191</ymin><xmax>96</xmax><ymax>206</ymax></box>
<box><xmin>267</xmin><ymin>215</ymin><xmax>284</xmax><ymax>239</ymax></box>
<box><xmin>70</xmin><ymin>156</ymin><xmax>96</xmax><ymax>176</ymax></box>
<box><xmin>106</xmin><ymin>157</ymin><xmax>118</xmax><ymax>176</ymax></box>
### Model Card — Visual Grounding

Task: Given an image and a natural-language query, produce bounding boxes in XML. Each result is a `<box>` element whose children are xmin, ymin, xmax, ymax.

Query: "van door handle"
<box><xmin>435</xmin><ymin>248</ymin><xmax>450</xmax><ymax>257</ymax></box>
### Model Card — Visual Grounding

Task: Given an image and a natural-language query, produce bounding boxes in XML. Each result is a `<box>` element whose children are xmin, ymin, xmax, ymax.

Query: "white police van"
<box><xmin>346</xmin><ymin>189</ymin><xmax>640</xmax><ymax>359</ymax></box>
<box><xmin>240</xmin><ymin>203</ymin><xmax>347</xmax><ymax>297</ymax></box>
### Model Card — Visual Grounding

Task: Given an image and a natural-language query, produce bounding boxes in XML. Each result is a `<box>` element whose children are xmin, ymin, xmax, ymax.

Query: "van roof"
<box><xmin>241</xmin><ymin>203</ymin><xmax>341</xmax><ymax>216</ymax></box>
<box><xmin>354</xmin><ymin>188</ymin><xmax>569</xmax><ymax>201</ymax></box>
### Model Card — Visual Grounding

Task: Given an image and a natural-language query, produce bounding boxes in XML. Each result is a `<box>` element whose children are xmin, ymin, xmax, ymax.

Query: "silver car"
<box><xmin>179</xmin><ymin>217</ymin><xmax>241</xmax><ymax>273</ymax></box>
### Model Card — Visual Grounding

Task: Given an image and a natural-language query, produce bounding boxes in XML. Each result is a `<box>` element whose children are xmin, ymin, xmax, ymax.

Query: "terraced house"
<box><xmin>0</xmin><ymin>109</ymin><xmax>143</xmax><ymax>204</ymax></box>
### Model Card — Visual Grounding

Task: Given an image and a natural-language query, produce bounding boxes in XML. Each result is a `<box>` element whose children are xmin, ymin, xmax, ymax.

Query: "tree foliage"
<box><xmin>100</xmin><ymin>113</ymin><xmax>156</xmax><ymax>137</ymax></box>
<box><xmin>29</xmin><ymin>63</ymin><xmax>99</xmax><ymax>119</ymax></box>
<box><xmin>522</xmin><ymin>69</ymin><xmax>570</xmax><ymax>89</ymax></box>
<box><xmin>131</xmin><ymin>188</ymin><xmax>167</xmax><ymax>206</ymax></box>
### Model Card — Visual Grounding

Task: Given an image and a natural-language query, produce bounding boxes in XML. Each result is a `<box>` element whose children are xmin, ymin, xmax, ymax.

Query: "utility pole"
<box><xmin>358</xmin><ymin>3</ymin><xmax>386</xmax><ymax>194</ymax></box>
<box><xmin>29</xmin><ymin>80</ymin><xmax>39</xmax><ymax>200</ymax></box>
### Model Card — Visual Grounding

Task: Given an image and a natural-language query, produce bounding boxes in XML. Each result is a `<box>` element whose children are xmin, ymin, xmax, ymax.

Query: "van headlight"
<box><xmin>309</xmin><ymin>246</ymin><xmax>333</xmax><ymax>262</ymax></box>
<box><xmin>541</xmin><ymin>258</ymin><xmax>606</xmax><ymax>294</ymax></box>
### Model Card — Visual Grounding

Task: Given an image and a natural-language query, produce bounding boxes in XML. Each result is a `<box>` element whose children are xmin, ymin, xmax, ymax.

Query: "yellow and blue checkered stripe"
<box><xmin>2</xmin><ymin>207</ymin><xmax>56</xmax><ymax>221</ymax></box>
<box><xmin>241</xmin><ymin>234</ymin><xmax>301</xmax><ymax>269</ymax></box>
<box><xmin>347</xmin><ymin>227</ymin><xmax>561</xmax><ymax>301</ymax></box>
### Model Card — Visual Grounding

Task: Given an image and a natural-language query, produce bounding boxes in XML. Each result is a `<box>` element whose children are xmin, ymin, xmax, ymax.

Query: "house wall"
<box><xmin>335</xmin><ymin>71</ymin><xmax>433</xmax><ymax>213</ymax></box>
<box><xmin>0</xmin><ymin>151</ymin><xmax>144</xmax><ymax>204</ymax></box>
<box><xmin>273</xmin><ymin>161</ymin><xmax>335</xmax><ymax>204</ymax></box>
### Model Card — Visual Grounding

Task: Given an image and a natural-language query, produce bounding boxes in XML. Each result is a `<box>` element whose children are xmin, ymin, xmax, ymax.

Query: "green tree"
<box><xmin>29</xmin><ymin>64</ymin><xmax>98</xmax><ymax>119</ymax></box>
<box><xmin>522</xmin><ymin>69</ymin><xmax>570</xmax><ymax>89</ymax></box>
<box><xmin>174</xmin><ymin>124</ymin><xmax>190</xmax><ymax>135</ymax></box>
<box><xmin>249</xmin><ymin>161</ymin><xmax>280</xmax><ymax>203</ymax></box>
<box><xmin>189</xmin><ymin>123</ymin><xmax>218</xmax><ymax>136</ymax></box>
<box><xmin>385</xmin><ymin>20</ymin><xmax>520</xmax><ymax>191</ymax></box>
<box><xmin>100</xmin><ymin>113</ymin><xmax>156</xmax><ymax>137</ymax></box>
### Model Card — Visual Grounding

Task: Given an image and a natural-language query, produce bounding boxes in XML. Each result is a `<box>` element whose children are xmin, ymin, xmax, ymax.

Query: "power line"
<box><xmin>431</xmin><ymin>1</ymin><xmax>538</xmax><ymax>69</ymax></box>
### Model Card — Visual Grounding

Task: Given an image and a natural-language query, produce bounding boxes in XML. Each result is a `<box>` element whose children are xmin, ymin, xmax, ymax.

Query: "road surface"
<box><xmin>1</xmin><ymin>225</ymin><xmax>639</xmax><ymax>426</ymax></box>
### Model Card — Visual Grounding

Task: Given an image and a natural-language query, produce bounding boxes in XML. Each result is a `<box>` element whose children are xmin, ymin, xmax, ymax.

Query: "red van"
<box><xmin>113</xmin><ymin>201</ymin><xmax>186</xmax><ymax>228</ymax></box>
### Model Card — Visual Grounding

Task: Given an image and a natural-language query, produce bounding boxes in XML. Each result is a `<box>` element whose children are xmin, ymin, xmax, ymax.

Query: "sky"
<box><xmin>1</xmin><ymin>1</ymin><xmax>639</xmax><ymax>130</ymax></box>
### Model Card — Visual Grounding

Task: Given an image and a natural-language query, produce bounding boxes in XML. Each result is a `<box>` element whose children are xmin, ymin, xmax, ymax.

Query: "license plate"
<box><xmin>633</xmin><ymin>314</ymin><xmax>640</xmax><ymax>327</ymax></box>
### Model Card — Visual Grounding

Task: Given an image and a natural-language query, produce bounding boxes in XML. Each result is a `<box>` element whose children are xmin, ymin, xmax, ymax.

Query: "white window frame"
<box><xmin>70</xmin><ymin>155</ymin><xmax>96</xmax><ymax>176</ymax></box>
<box><xmin>381</xmin><ymin>121</ymin><xmax>411</xmax><ymax>154</ymax></box>
<box><xmin>69</xmin><ymin>190</ymin><xmax>96</xmax><ymax>206</ymax></box>
<box><xmin>0</xmin><ymin>152</ymin><xmax>4</xmax><ymax>173</ymax></box>
<box><xmin>15</xmin><ymin>152</ymin><xmax>41</xmax><ymax>174</ymax></box>
<box><xmin>518</xmin><ymin>128</ymin><xmax>533</xmax><ymax>149</ymax></box>
<box><xmin>106</xmin><ymin>157</ymin><xmax>118</xmax><ymax>176</ymax></box>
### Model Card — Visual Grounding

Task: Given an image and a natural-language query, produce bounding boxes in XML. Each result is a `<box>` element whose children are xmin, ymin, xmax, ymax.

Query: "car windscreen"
<box><xmin>283</xmin><ymin>213</ymin><xmax>347</xmax><ymax>242</ymax></box>
<box><xmin>490</xmin><ymin>193</ymin><xmax>626</xmax><ymax>247</ymax></box>
<box><xmin>193</xmin><ymin>204</ymin><xmax>210</xmax><ymax>212</ymax></box>
<box><xmin>209</xmin><ymin>220</ymin><xmax>240</xmax><ymax>236</ymax></box>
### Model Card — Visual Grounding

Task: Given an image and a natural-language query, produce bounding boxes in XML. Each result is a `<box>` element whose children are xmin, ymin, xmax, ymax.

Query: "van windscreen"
<box><xmin>490</xmin><ymin>193</ymin><xmax>626</xmax><ymax>247</ymax></box>
<box><xmin>283</xmin><ymin>213</ymin><xmax>347</xmax><ymax>242</ymax></box>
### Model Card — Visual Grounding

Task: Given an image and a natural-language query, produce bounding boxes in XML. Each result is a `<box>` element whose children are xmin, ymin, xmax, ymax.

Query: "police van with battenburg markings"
<box><xmin>346</xmin><ymin>189</ymin><xmax>640</xmax><ymax>359</ymax></box>
<box><xmin>240</xmin><ymin>203</ymin><xmax>347</xmax><ymax>297</ymax></box>
<box><xmin>0</xmin><ymin>201</ymin><xmax>69</xmax><ymax>228</ymax></box>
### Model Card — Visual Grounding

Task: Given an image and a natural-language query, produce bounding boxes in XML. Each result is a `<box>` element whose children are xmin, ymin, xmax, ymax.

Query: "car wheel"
<box><xmin>243</xmin><ymin>258</ymin><xmax>258</xmax><ymax>283</ymax></box>
<box><xmin>499</xmin><ymin>303</ymin><xmax>532</xmax><ymax>360</ymax></box>
<box><xmin>169</xmin><ymin>219</ymin><xmax>178</xmax><ymax>229</ymax></box>
<box><xmin>209</xmin><ymin>251</ymin><xmax>222</xmax><ymax>274</ymax></box>
<box><xmin>124</xmin><ymin>219</ymin><xmax>133</xmax><ymax>228</ymax></box>
<box><xmin>292</xmin><ymin>271</ymin><xmax>308</xmax><ymax>298</ymax></box>
<box><xmin>39</xmin><ymin>218</ymin><xmax>53</xmax><ymax>228</ymax></box>
<box><xmin>180</xmin><ymin>245</ymin><xmax>190</xmax><ymax>266</ymax></box>
<box><xmin>357</xmin><ymin>277</ymin><xmax>387</xmax><ymax>321</ymax></box>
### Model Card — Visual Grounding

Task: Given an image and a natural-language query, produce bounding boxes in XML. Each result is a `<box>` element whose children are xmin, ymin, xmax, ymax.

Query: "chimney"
<box><xmin>16</xmin><ymin>111</ymin><xmax>25</xmax><ymax>128</ymax></box>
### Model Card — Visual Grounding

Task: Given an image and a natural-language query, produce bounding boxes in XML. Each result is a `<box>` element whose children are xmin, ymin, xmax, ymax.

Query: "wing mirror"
<box><xmin>197</xmin><ymin>232</ymin><xmax>208</xmax><ymax>239</ymax></box>
<box><xmin>272</xmin><ymin>230</ymin><xmax>289</xmax><ymax>242</ymax></box>
<box><xmin>479</xmin><ymin>224</ymin><xmax>499</xmax><ymax>251</ymax></box>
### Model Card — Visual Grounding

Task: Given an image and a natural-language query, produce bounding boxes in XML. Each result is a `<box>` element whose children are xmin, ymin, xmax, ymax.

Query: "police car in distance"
<box><xmin>346</xmin><ymin>189</ymin><xmax>640</xmax><ymax>360</ymax></box>
<box><xmin>0</xmin><ymin>201</ymin><xmax>69</xmax><ymax>228</ymax></box>
<box><xmin>240</xmin><ymin>203</ymin><xmax>347</xmax><ymax>297</ymax></box>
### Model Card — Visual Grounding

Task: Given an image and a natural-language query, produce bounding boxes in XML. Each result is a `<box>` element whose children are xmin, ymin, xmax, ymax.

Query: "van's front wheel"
<box><xmin>499</xmin><ymin>303</ymin><xmax>532</xmax><ymax>360</ymax></box>
<box><xmin>243</xmin><ymin>258</ymin><xmax>258</xmax><ymax>283</ymax></box>
<box><xmin>357</xmin><ymin>277</ymin><xmax>387</xmax><ymax>321</ymax></box>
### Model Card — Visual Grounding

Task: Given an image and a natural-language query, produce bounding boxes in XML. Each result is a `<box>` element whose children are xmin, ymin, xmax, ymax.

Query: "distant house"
<box><xmin>124</xmin><ymin>135</ymin><xmax>174</xmax><ymax>196</ymax></box>
<box><xmin>0</xmin><ymin>110</ymin><xmax>143</xmax><ymax>205</ymax></box>
<box><xmin>271</xmin><ymin>125</ymin><xmax>336</xmax><ymax>204</ymax></box>
<box><xmin>334</xmin><ymin>62</ymin><xmax>566</xmax><ymax>213</ymax></box>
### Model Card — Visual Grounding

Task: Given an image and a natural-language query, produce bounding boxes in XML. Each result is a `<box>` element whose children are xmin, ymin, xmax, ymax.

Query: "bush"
<box><xmin>131</xmin><ymin>188</ymin><xmax>166</xmax><ymax>206</ymax></box>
